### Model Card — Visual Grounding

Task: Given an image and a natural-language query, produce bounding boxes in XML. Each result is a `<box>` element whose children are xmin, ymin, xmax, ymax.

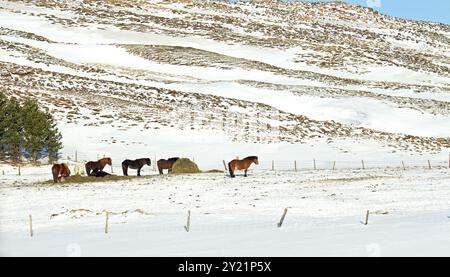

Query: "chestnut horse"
<box><xmin>122</xmin><ymin>158</ymin><xmax>151</xmax><ymax>176</ymax></box>
<box><xmin>85</xmin><ymin>157</ymin><xmax>112</xmax><ymax>176</ymax></box>
<box><xmin>51</xmin><ymin>163</ymin><xmax>71</xmax><ymax>183</ymax></box>
<box><xmin>157</xmin><ymin>157</ymin><xmax>179</xmax><ymax>175</ymax></box>
<box><xmin>228</xmin><ymin>156</ymin><xmax>259</xmax><ymax>178</ymax></box>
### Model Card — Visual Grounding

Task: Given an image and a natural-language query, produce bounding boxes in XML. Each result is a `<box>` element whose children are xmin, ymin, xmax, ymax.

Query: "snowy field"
<box><xmin>1</xmin><ymin>165</ymin><xmax>449</xmax><ymax>257</ymax></box>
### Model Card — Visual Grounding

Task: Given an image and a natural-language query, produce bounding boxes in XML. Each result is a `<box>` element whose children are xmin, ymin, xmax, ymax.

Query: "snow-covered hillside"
<box><xmin>0</xmin><ymin>0</ymin><xmax>449</xmax><ymax>165</ymax></box>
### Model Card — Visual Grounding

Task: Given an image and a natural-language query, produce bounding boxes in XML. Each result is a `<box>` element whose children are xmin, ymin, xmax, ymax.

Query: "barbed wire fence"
<box><xmin>1</xmin><ymin>150</ymin><xmax>449</xmax><ymax>177</ymax></box>
<box><xmin>62</xmin><ymin>149</ymin><xmax>450</xmax><ymax>173</ymax></box>
<box><xmin>253</xmin><ymin>158</ymin><xmax>449</xmax><ymax>171</ymax></box>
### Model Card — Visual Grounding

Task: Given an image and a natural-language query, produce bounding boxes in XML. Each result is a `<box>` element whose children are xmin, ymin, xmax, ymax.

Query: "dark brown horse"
<box><xmin>157</xmin><ymin>157</ymin><xmax>179</xmax><ymax>175</ymax></box>
<box><xmin>85</xmin><ymin>157</ymin><xmax>112</xmax><ymax>176</ymax></box>
<box><xmin>92</xmin><ymin>170</ymin><xmax>111</xmax><ymax>178</ymax></box>
<box><xmin>228</xmin><ymin>156</ymin><xmax>259</xmax><ymax>178</ymax></box>
<box><xmin>122</xmin><ymin>158</ymin><xmax>151</xmax><ymax>176</ymax></box>
<box><xmin>51</xmin><ymin>163</ymin><xmax>71</xmax><ymax>183</ymax></box>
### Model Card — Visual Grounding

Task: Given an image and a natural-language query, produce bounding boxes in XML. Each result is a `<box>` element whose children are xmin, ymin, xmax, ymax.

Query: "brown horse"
<box><xmin>51</xmin><ymin>163</ymin><xmax>71</xmax><ymax>183</ymax></box>
<box><xmin>228</xmin><ymin>156</ymin><xmax>259</xmax><ymax>178</ymax></box>
<box><xmin>85</xmin><ymin>157</ymin><xmax>112</xmax><ymax>176</ymax></box>
<box><xmin>157</xmin><ymin>157</ymin><xmax>179</xmax><ymax>175</ymax></box>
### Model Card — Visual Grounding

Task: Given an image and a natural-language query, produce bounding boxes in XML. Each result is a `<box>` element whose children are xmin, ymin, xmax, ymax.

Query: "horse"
<box><xmin>85</xmin><ymin>157</ymin><xmax>112</xmax><ymax>176</ymax></box>
<box><xmin>122</xmin><ymin>158</ymin><xmax>151</xmax><ymax>176</ymax></box>
<box><xmin>228</xmin><ymin>156</ymin><xmax>259</xmax><ymax>178</ymax></box>
<box><xmin>92</xmin><ymin>170</ymin><xmax>111</xmax><ymax>178</ymax></box>
<box><xmin>157</xmin><ymin>157</ymin><xmax>179</xmax><ymax>175</ymax></box>
<box><xmin>51</xmin><ymin>163</ymin><xmax>71</xmax><ymax>183</ymax></box>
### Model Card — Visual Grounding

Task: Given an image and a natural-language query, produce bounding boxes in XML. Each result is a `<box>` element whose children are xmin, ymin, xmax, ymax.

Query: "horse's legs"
<box><xmin>85</xmin><ymin>164</ymin><xmax>90</xmax><ymax>176</ymax></box>
<box><xmin>158</xmin><ymin>166</ymin><xmax>163</xmax><ymax>175</ymax></box>
<box><xmin>137</xmin><ymin>167</ymin><xmax>141</xmax><ymax>177</ymax></box>
<box><xmin>244</xmin><ymin>169</ymin><xmax>248</xmax><ymax>177</ymax></box>
<box><xmin>122</xmin><ymin>164</ymin><xmax>128</xmax><ymax>176</ymax></box>
<box><xmin>53</xmin><ymin>173</ymin><xmax>58</xmax><ymax>183</ymax></box>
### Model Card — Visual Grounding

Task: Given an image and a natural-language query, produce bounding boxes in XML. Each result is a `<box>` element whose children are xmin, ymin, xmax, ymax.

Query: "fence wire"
<box><xmin>255</xmin><ymin>159</ymin><xmax>448</xmax><ymax>171</ymax></box>
<box><xmin>60</xmin><ymin>150</ymin><xmax>449</xmax><ymax>173</ymax></box>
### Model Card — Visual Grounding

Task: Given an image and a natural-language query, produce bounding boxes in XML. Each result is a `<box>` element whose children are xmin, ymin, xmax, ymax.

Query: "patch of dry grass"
<box><xmin>203</xmin><ymin>169</ymin><xmax>224</xmax><ymax>173</ymax></box>
<box><xmin>43</xmin><ymin>174</ymin><xmax>144</xmax><ymax>185</ymax></box>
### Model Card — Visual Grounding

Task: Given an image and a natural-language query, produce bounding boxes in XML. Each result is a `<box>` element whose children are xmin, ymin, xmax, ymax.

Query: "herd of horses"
<box><xmin>51</xmin><ymin>156</ymin><xmax>259</xmax><ymax>183</ymax></box>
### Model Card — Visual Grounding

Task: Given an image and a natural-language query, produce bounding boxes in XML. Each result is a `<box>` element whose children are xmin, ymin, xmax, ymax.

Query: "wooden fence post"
<box><xmin>313</xmin><ymin>159</ymin><xmax>316</xmax><ymax>170</ymax></box>
<box><xmin>364</xmin><ymin>210</ymin><xmax>369</xmax><ymax>225</ymax></box>
<box><xmin>223</xmin><ymin>160</ymin><xmax>228</xmax><ymax>172</ymax></box>
<box><xmin>29</xmin><ymin>214</ymin><xmax>33</xmax><ymax>237</ymax></box>
<box><xmin>428</xmin><ymin>160</ymin><xmax>431</xmax><ymax>169</ymax></box>
<box><xmin>294</xmin><ymin>160</ymin><xmax>297</xmax><ymax>172</ymax></box>
<box><xmin>402</xmin><ymin>161</ymin><xmax>405</xmax><ymax>171</ymax></box>
<box><xmin>75</xmin><ymin>151</ymin><xmax>78</xmax><ymax>162</ymax></box>
<box><xmin>271</xmin><ymin>160</ymin><xmax>274</xmax><ymax>171</ymax></box>
<box><xmin>153</xmin><ymin>156</ymin><xmax>157</xmax><ymax>171</ymax></box>
<box><xmin>105</xmin><ymin>211</ymin><xmax>109</xmax><ymax>234</ymax></box>
<box><xmin>277</xmin><ymin>208</ymin><xmax>288</xmax><ymax>228</ymax></box>
<box><xmin>332</xmin><ymin>161</ymin><xmax>336</xmax><ymax>171</ymax></box>
<box><xmin>184</xmin><ymin>210</ymin><xmax>191</xmax><ymax>232</ymax></box>
<box><xmin>18</xmin><ymin>165</ymin><xmax>21</xmax><ymax>176</ymax></box>
<box><xmin>362</xmin><ymin>160</ymin><xmax>365</xmax><ymax>170</ymax></box>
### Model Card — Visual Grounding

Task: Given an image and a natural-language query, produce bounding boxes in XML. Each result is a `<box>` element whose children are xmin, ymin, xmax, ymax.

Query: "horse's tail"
<box><xmin>122</xmin><ymin>162</ymin><xmax>128</xmax><ymax>176</ymax></box>
<box><xmin>228</xmin><ymin>161</ymin><xmax>235</xmax><ymax>178</ymax></box>
<box><xmin>157</xmin><ymin>160</ymin><xmax>163</xmax><ymax>175</ymax></box>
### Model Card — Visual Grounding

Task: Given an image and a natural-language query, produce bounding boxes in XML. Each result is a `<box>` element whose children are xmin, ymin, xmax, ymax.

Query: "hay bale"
<box><xmin>172</xmin><ymin>158</ymin><xmax>200</xmax><ymax>174</ymax></box>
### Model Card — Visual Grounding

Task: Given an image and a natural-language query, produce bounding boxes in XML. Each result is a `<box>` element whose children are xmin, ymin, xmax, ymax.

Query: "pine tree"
<box><xmin>0</xmin><ymin>94</ymin><xmax>62</xmax><ymax>163</ymax></box>
<box><xmin>0</xmin><ymin>91</ymin><xmax>8</xmax><ymax>160</ymax></box>
<box><xmin>2</xmin><ymin>97</ymin><xmax>22</xmax><ymax>161</ymax></box>
<box><xmin>43</xmin><ymin>112</ymin><xmax>62</xmax><ymax>163</ymax></box>
<box><xmin>21</xmin><ymin>99</ymin><xmax>48</xmax><ymax>162</ymax></box>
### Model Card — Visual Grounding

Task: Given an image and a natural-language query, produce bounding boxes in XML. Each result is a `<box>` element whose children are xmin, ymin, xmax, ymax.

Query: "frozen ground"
<box><xmin>1</xmin><ymin>165</ymin><xmax>449</xmax><ymax>257</ymax></box>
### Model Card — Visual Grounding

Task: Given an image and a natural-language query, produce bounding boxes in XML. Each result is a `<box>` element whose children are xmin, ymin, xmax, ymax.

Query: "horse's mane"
<box><xmin>168</xmin><ymin>157</ymin><xmax>179</xmax><ymax>161</ymax></box>
<box><xmin>244</xmin><ymin>156</ymin><xmax>258</xmax><ymax>160</ymax></box>
<box><xmin>143</xmin><ymin>158</ymin><xmax>151</xmax><ymax>164</ymax></box>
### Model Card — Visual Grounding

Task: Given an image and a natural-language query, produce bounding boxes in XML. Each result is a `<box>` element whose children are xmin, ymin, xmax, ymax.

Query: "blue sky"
<box><xmin>298</xmin><ymin>0</ymin><xmax>450</xmax><ymax>24</ymax></box>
